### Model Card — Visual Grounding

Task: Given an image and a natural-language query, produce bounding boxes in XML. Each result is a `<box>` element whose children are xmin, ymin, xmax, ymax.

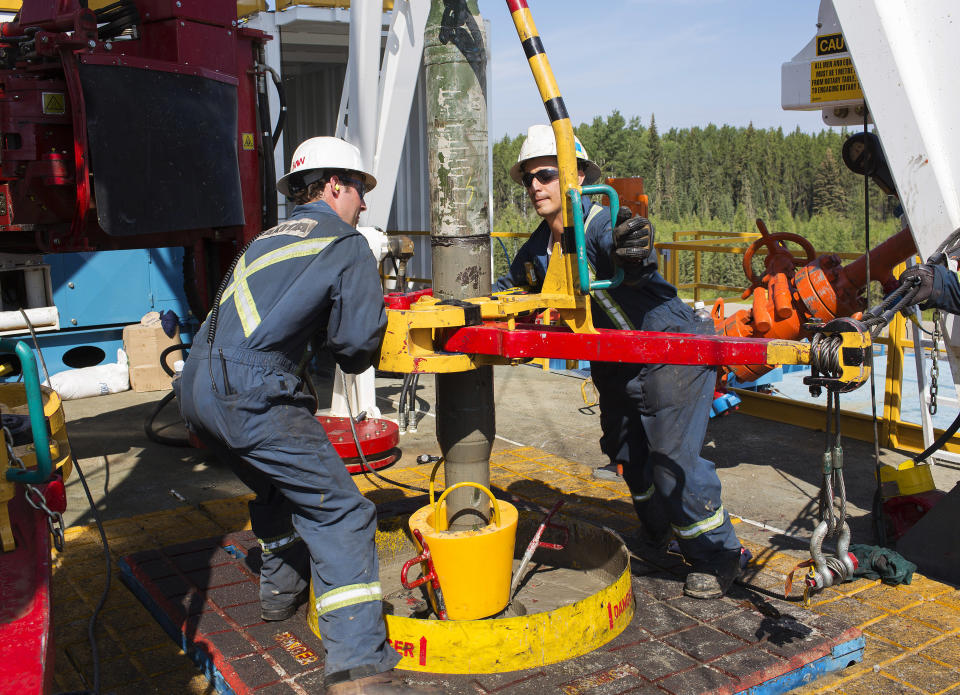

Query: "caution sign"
<box><xmin>241</xmin><ymin>132</ymin><xmax>255</xmax><ymax>150</ymax></box>
<box><xmin>816</xmin><ymin>32</ymin><xmax>847</xmax><ymax>56</ymax></box>
<box><xmin>810</xmin><ymin>56</ymin><xmax>863</xmax><ymax>103</ymax></box>
<box><xmin>42</xmin><ymin>92</ymin><xmax>66</xmax><ymax>115</ymax></box>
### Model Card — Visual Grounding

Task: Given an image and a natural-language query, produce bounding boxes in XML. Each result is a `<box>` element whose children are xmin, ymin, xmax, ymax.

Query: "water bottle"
<box><xmin>693</xmin><ymin>300</ymin><xmax>714</xmax><ymax>334</ymax></box>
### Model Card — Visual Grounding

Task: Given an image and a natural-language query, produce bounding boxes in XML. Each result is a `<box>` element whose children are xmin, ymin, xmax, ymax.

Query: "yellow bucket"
<box><xmin>408</xmin><ymin>480</ymin><xmax>517</xmax><ymax>620</ymax></box>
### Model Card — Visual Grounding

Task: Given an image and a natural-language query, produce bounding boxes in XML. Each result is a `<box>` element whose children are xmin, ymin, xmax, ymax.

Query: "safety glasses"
<box><xmin>521</xmin><ymin>168</ymin><xmax>560</xmax><ymax>188</ymax></box>
<box><xmin>339</xmin><ymin>175</ymin><xmax>367</xmax><ymax>200</ymax></box>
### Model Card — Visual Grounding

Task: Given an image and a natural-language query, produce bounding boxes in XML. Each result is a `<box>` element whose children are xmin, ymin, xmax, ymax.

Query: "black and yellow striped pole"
<box><xmin>507</xmin><ymin>0</ymin><xmax>583</xmax><ymax>292</ymax></box>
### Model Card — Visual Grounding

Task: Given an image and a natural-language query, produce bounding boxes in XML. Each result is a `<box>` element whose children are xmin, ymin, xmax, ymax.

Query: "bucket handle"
<box><xmin>433</xmin><ymin>482</ymin><xmax>501</xmax><ymax>532</ymax></box>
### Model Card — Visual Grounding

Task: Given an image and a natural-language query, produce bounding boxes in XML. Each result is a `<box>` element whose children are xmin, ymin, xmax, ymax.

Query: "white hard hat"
<box><xmin>509</xmin><ymin>124</ymin><xmax>601</xmax><ymax>186</ymax></box>
<box><xmin>277</xmin><ymin>136</ymin><xmax>377</xmax><ymax>198</ymax></box>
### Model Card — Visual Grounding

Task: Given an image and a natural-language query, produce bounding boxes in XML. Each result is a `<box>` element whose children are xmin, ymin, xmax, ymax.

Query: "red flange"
<box><xmin>316</xmin><ymin>416</ymin><xmax>401</xmax><ymax>475</ymax></box>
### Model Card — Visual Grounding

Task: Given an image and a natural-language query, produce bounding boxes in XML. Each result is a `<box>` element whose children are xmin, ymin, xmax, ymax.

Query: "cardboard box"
<box><xmin>122</xmin><ymin>322</ymin><xmax>184</xmax><ymax>392</ymax></box>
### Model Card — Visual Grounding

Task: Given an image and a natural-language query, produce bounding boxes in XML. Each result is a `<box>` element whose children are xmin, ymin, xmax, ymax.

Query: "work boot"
<box><xmin>261</xmin><ymin>589</ymin><xmax>307</xmax><ymax>621</ymax></box>
<box><xmin>683</xmin><ymin>549</ymin><xmax>742</xmax><ymax>600</ymax></box>
<box><xmin>326</xmin><ymin>670</ymin><xmax>440</xmax><ymax>694</ymax></box>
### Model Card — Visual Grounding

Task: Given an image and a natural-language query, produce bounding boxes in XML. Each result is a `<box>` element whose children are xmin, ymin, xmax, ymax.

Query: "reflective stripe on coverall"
<box><xmin>175</xmin><ymin>200</ymin><xmax>398</xmax><ymax>677</ymax></box>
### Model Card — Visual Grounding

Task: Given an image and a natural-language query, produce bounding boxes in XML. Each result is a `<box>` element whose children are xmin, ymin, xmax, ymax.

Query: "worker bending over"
<box><xmin>176</xmin><ymin>137</ymin><xmax>434</xmax><ymax>694</ymax></box>
<box><xmin>495</xmin><ymin>125</ymin><xmax>742</xmax><ymax>599</ymax></box>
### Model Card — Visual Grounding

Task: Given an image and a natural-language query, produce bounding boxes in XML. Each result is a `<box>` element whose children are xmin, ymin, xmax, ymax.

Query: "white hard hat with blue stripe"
<box><xmin>509</xmin><ymin>124</ymin><xmax>601</xmax><ymax>186</ymax></box>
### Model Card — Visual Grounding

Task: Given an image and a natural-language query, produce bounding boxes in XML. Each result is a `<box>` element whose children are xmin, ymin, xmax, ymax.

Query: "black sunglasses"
<box><xmin>521</xmin><ymin>168</ymin><xmax>560</xmax><ymax>188</ymax></box>
<box><xmin>338</xmin><ymin>175</ymin><xmax>367</xmax><ymax>200</ymax></box>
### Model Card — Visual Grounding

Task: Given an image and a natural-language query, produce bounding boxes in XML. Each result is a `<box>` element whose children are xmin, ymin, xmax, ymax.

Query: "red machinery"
<box><xmin>0</xmin><ymin>3</ymin><xmax>401</xmax><ymax>691</ymax></box>
<box><xmin>0</xmin><ymin>3</ymin><xmax>275</xmax><ymax>691</ymax></box>
<box><xmin>714</xmin><ymin>219</ymin><xmax>918</xmax><ymax>382</ymax></box>
<box><xmin>0</xmin><ymin>0</ymin><xmax>277</xmax><ymax>317</ymax></box>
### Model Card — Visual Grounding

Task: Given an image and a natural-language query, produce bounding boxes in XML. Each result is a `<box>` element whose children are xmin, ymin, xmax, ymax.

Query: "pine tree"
<box><xmin>813</xmin><ymin>148</ymin><xmax>847</xmax><ymax>214</ymax></box>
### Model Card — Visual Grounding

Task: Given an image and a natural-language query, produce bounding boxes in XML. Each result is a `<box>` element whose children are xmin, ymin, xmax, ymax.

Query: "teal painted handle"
<box><xmin>3</xmin><ymin>340</ymin><xmax>53</xmax><ymax>484</ymax></box>
<box><xmin>568</xmin><ymin>184</ymin><xmax>624</xmax><ymax>292</ymax></box>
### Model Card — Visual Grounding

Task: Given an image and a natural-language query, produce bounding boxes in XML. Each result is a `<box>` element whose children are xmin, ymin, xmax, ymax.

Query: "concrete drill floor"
<box><xmin>50</xmin><ymin>364</ymin><xmax>960</xmax><ymax>694</ymax></box>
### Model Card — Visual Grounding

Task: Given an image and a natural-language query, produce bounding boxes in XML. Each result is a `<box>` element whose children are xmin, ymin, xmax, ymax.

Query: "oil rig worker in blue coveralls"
<box><xmin>175</xmin><ymin>137</ymin><xmax>436</xmax><ymax>695</ymax></box>
<box><xmin>495</xmin><ymin>125</ymin><xmax>742</xmax><ymax>600</ymax></box>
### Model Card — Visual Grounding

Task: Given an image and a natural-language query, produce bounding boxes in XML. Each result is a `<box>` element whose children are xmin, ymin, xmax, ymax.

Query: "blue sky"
<box><xmin>476</xmin><ymin>0</ymin><xmax>827</xmax><ymax>139</ymax></box>
<box><xmin>263</xmin><ymin>1</ymin><xmax>830</xmax><ymax>139</ymax></box>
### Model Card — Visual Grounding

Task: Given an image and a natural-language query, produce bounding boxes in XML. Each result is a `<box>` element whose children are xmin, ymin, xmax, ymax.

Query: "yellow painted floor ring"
<box><xmin>308</xmin><ymin>514</ymin><xmax>634</xmax><ymax>674</ymax></box>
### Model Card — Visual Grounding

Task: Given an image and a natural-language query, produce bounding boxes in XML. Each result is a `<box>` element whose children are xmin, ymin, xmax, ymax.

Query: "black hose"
<box><xmin>144</xmin><ymin>344</ymin><xmax>191</xmax><ymax>447</ymax></box>
<box><xmin>144</xmin><ymin>391</ymin><xmax>190</xmax><ymax>448</ymax></box>
<box><xmin>408</xmin><ymin>373</ymin><xmax>420</xmax><ymax>429</ymax></box>
<box><xmin>255</xmin><ymin>50</ymin><xmax>278</xmax><ymax>230</ymax></box>
<box><xmin>263</xmin><ymin>64</ymin><xmax>287</xmax><ymax>147</ymax></box>
<box><xmin>398</xmin><ymin>374</ymin><xmax>411</xmax><ymax>430</ymax></box>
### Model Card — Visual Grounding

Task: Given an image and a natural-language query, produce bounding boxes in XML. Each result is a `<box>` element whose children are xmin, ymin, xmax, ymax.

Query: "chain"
<box><xmin>3</xmin><ymin>425</ymin><xmax>20</xmax><ymax>470</ymax></box>
<box><xmin>23</xmin><ymin>483</ymin><xmax>65</xmax><ymax>552</ymax></box>
<box><xmin>4</xmin><ymin>425</ymin><xmax>65</xmax><ymax>551</ymax></box>
<box><xmin>930</xmin><ymin>309</ymin><xmax>941</xmax><ymax>416</ymax></box>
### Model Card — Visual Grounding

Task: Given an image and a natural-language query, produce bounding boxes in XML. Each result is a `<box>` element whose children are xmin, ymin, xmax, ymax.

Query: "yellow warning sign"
<box><xmin>816</xmin><ymin>32</ymin><xmax>847</xmax><ymax>56</ymax></box>
<box><xmin>42</xmin><ymin>92</ymin><xmax>66</xmax><ymax>115</ymax></box>
<box><xmin>242</xmin><ymin>133</ymin><xmax>255</xmax><ymax>150</ymax></box>
<box><xmin>810</xmin><ymin>56</ymin><xmax>863</xmax><ymax>104</ymax></box>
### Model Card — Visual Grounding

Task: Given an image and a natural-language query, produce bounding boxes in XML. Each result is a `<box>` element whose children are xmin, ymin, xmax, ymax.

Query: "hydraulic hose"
<box><xmin>263</xmin><ymin>64</ymin><xmax>287</xmax><ymax>147</ymax></box>
<box><xmin>143</xmin><ymin>343</ymin><xmax>191</xmax><ymax>448</ymax></box>
<box><xmin>255</xmin><ymin>49</ymin><xmax>278</xmax><ymax>230</ymax></box>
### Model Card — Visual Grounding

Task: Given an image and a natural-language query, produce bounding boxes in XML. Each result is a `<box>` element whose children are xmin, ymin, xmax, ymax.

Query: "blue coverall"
<box><xmin>494</xmin><ymin>199</ymin><xmax>740</xmax><ymax>565</ymax></box>
<box><xmin>175</xmin><ymin>200</ymin><xmax>399</xmax><ymax>679</ymax></box>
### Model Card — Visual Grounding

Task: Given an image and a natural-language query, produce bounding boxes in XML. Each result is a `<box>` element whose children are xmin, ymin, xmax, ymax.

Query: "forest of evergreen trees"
<box><xmin>491</xmin><ymin>112</ymin><xmax>901</xmax><ymax>291</ymax></box>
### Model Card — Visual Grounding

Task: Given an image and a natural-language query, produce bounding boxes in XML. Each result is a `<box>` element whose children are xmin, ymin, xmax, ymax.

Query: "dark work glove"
<box><xmin>612</xmin><ymin>210</ymin><xmax>654</xmax><ymax>265</ymax></box>
<box><xmin>899</xmin><ymin>264</ymin><xmax>935</xmax><ymax>305</ymax></box>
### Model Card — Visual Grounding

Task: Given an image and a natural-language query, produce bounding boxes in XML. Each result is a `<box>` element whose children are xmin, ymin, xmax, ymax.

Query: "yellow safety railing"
<box><xmin>658</xmin><ymin>230</ymin><xmax>862</xmax><ymax>303</ymax></box>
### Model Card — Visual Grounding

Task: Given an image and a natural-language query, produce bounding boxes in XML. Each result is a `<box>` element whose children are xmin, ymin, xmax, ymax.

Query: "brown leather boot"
<box><xmin>325</xmin><ymin>670</ymin><xmax>439</xmax><ymax>694</ymax></box>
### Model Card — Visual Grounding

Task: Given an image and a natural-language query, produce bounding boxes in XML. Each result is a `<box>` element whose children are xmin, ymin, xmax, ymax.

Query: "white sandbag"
<box><xmin>44</xmin><ymin>349</ymin><xmax>130</xmax><ymax>400</ymax></box>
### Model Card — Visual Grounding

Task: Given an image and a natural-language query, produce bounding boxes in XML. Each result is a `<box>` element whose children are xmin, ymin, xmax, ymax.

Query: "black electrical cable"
<box><xmin>144</xmin><ymin>344</ymin><xmax>191</xmax><ymax>448</ymax></box>
<box><xmin>861</xmin><ymin>107</ymin><xmax>888</xmax><ymax>547</ymax></box>
<box><xmin>12</xmin><ymin>316</ymin><xmax>110</xmax><ymax>695</ymax></box>
<box><xmin>19</xmin><ymin>307</ymin><xmax>51</xmax><ymax>385</ymax></box>
<box><xmin>206</xmin><ymin>232</ymin><xmax>265</xmax><ymax>392</ymax></box>
<box><xmin>339</xmin><ymin>371</ymin><xmax>429</xmax><ymax>494</ymax></box>
<box><xmin>52</xmin><ymin>455</ymin><xmax>112</xmax><ymax>695</ymax></box>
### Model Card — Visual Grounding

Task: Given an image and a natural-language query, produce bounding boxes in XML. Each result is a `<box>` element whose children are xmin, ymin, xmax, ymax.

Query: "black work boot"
<box><xmin>326</xmin><ymin>670</ymin><xmax>440</xmax><ymax>694</ymax></box>
<box><xmin>683</xmin><ymin>549</ymin><xmax>742</xmax><ymax>600</ymax></box>
<box><xmin>261</xmin><ymin>589</ymin><xmax>307</xmax><ymax>621</ymax></box>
